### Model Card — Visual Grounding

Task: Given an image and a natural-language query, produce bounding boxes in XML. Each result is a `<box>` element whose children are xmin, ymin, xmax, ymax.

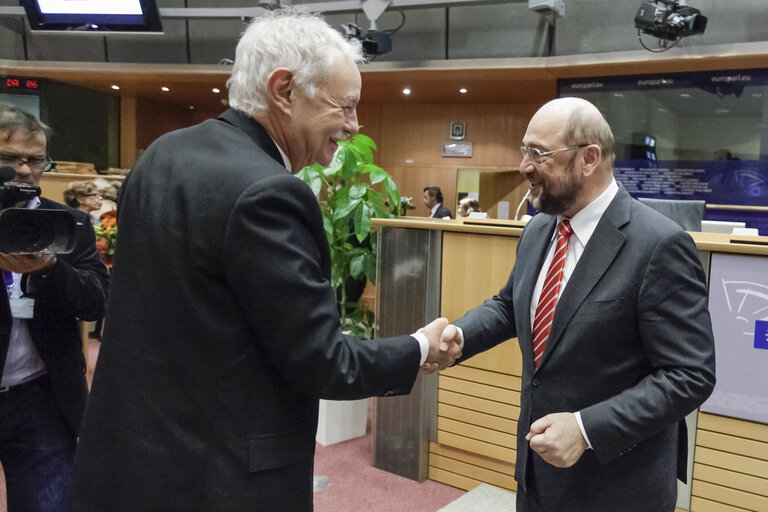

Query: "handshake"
<box><xmin>417</xmin><ymin>318</ymin><xmax>462</xmax><ymax>374</ymax></box>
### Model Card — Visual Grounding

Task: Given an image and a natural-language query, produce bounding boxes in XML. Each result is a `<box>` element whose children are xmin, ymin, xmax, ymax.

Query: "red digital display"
<box><xmin>3</xmin><ymin>76</ymin><xmax>41</xmax><ymax>91</ymax></box>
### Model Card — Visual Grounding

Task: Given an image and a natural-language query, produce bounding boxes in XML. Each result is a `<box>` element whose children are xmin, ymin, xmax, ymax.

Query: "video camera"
<box><xmin>635</xmin><ymin>0</ymin><xmax>707</xmax><ymax>42</ymax></box>
<box><xmin>0</xmin><ymin>165</ymin><xmax>76</xmax><ymax>254</ymax></box>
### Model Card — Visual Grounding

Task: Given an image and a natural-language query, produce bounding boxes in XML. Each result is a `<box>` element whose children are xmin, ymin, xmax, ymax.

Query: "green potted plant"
<box><xmin>297</xmin><ymin>133</ymin><xmax>402</xmax><ymax>339</ymax></box>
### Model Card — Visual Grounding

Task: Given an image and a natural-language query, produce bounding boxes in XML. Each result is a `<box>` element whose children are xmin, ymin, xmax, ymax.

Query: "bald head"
<box><xmin>532</xmin><ymin>97</ymin><xmax>615</xmax><ymax>169</ymax></box>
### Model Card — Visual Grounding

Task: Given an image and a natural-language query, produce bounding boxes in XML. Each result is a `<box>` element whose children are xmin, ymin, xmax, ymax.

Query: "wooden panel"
<box><xmin>387</xmin><ymin>165</ymin><xmax>458</xmax><ymax>219</ymax></box>
<box><xmin>696</xmin><ymin>431</ymin><xmax>768</xmax><ymax>461</ymax></box>
<box><xmin>479</xmin><ymin>170</ymin><xmax>528</xmax><ymax>221</ymax></box>
<box><xmin>691</xmin><ymin>480</ymin><xmax>768</xmax><ymax>511</ymax></box>
<box><xmin>428</xmin><ymin>466</ymin><xmax>498</xmax><ymax>493</ymax></box>
<box><xmin>437</xmin><ymin>430</ymin><xmax>515</xmax><ymax>462</ymax></box>
<box><xmin>693</xmin><ymin>464</ymin><xmax>768</xmax><ymax>498</ymax></box>
<box><xmin>430</xmin><ymin>442</ymin><xmax>515</xmax><ymax>476</ymax></box>
<box><xmin>694</xmin><ymin>447</ymin><xmax>768</xmax><ymax>479</ymax></box>
<box><xmin>430</xmin><ymin>453</ymin><xmax>515</xmax><ymax>490</ymax></box>
<box><xmin>439</xmin><ymin>375</ymin><xmax>519</xmax><ymax>406</ymax></box>
<box><xmin>689</xmin><ymin>496</ymin><xmax>751</xmax><ymax>512</ymax></box>
<box><xmin>438</xmin><ymin>417</ymin><xmax>515</xmax><ymax>448</ymax></box>
<box><xmin>438</xmin><ymin>403</ymin><xmax>516</xmax><ymax>435</ymax></box>
<box><xmin>441</xmin><ymin>364</ymin><xmax>520</xmax><ymax>391</ymax></box>
<box><xmin>441</xmin><ymin>232</ymin><xmax>522</xmax><ymax>375</ymax></box>
<box><xmin>376</xmin><ymin>102</ymin><xmax>547</xmax><ymax>168</ymax></box>
<box><xmin>697</xmin><ymin>413</ymin><xmax>768</xmax><ymax>443</ymax></box>
<box><xmin>438</xmin><ymin>389</ymin><xmax>519</xmax><ymax>420</ymax></box>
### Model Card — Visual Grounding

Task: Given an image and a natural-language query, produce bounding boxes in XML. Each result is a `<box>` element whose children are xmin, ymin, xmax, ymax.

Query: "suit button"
<box><xmin>532</xmin><ymin>379</ymin><xmax>540</xmax><ymax>387</ymax></box>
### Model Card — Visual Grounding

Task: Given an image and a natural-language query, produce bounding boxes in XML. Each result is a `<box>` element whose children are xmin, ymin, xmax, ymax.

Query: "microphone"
<box><xmin>514</xmin><ymin>189</ymin><xmax>531</xmax><ymax>220</ymax></box>
<box><xmin>0</xmin><ymin>166</ymin><xmax>16</xmax><ymax>184</ymax></box>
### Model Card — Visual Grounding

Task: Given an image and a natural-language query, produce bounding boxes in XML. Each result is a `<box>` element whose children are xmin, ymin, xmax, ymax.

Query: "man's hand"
<box><xmin>419</xmin><ymin>320</ymin><xmax>462</xmax><ymax>374</ymax></box>
<box><xmin>525</xmin><ymin>412</ymin><xmax>588</xmax><ymax>468</ymax></box>
<box><xmin>0</xmin><ymin>251</ymin><xmax>56</xmax><ymax>276</ymax></box>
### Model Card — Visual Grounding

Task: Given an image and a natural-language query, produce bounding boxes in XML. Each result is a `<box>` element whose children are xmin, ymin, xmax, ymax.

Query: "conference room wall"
<box><xmin>2</xmin><ymin>0</ymin><xmax>768</xmax><ymax>64</ymax></box>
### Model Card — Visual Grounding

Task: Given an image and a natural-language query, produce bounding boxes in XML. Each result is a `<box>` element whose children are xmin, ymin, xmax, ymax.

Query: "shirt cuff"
<box><xmin>411</xmin><ymin>332</ymin><xmax>429</xmax><ymax>366</ymax></box>
<box><xmin>574</xmin><ymin>411</ymin><xmax>593</xmax><ymax>450</ymax></box>
<box><xmin>454</xmin><ymin>326</ymin><xmax>466</xmax><ymax>351</ymax></box>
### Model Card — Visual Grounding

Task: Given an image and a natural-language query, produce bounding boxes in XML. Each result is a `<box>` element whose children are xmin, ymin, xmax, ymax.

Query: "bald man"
<box><xmin>439</xmin><ymin>97</ymin><xmax>716</xmax><ymax>511</ymax></box>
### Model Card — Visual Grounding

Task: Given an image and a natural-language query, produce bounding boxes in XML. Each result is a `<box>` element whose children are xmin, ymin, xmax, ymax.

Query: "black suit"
<box><xmin>455</xmin><ymin>186</ymin><xmax>716</xmax><ymax>511</ymax></box>
<box><xmin>70</xmin><ymin>109</ymin><xmax>421</xmax><ymax>511</ymax></box>
<box><xmin>0</xmin><ymin>198</ymin><xmax>108</xmax><ymax>434</ymax></box>
<box><xmin>432</xmin><ymin>204</ymin><xmax>452</xmax><ymax>219</ymax></box>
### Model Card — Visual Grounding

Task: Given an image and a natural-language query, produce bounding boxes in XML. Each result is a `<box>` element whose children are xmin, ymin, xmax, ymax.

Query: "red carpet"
<box><xmin>314</xmin><ymin>426</ymin><xmax>464</xmax><ymax>512</ymax></box>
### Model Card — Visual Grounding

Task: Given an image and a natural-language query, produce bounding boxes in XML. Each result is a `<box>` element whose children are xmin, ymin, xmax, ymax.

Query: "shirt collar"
<box><xmin>431</xmin><ymin>203</ymin><xmax>441</xmax><ymax>216</ymax></box>
<box><xmin>272</xmin><ymin>140</ymin><xmax>292</xmax><ymax>173</ymax></box>
<box><xmin>557</xmin><ymin>178</ymin><xmax>618</xmax><ymax>247</ymax></box>
<box><xmin>26</xmin><ymin>196</ymin><xmax>40</xmax><ymax>210</ymax></box>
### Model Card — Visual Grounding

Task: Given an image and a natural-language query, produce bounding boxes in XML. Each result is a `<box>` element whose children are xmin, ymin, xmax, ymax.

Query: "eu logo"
<box><xmin>756</xmin><ymin>320</ymin><xmax>768</xmax><ymax>350</ymax></box>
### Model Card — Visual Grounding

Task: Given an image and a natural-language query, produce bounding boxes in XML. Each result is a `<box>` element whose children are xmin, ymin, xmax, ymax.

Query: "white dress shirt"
<box><xmin>529</xmin><ymin>178</ymin><xmax>619</xmax><ymax>447</ymax></box>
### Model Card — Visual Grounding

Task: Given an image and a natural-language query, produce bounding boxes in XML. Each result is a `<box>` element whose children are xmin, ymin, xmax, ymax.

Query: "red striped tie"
<box><xmin>532</xmin><ymin>219</ymin><xmax>572</xmax><ymax>369</ymax></box>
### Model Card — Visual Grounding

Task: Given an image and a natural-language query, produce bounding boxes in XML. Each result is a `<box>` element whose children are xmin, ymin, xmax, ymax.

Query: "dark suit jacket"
<box><xmin>455</xmin><ymin>186</ymin><xmax>715</xmax><ymax>511</ymax></box>
<box><xmin>0</xmin><ymin>199</ymin><xmax>108</xmax><ymax>435</ymax></box>
<box><xmin>70</xmin><ymin>109</ymin><xmax>421</xmax><ymax>511</ymax></box>
<box><xmin>432</xmin><ymin>204</ymin><xmax>452</xmax><ymax>219</ymax></box>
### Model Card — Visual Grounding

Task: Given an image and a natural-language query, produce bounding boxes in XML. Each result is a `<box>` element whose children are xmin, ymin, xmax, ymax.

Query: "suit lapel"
<box><xmin>539</xmin><ymin>187</ymin><xmax>632</xmax><ymax>369</ymax></box>
<box><xmin>218</xmin><ymin>108</ymin><xmax>284</xmax><ymax>168</ymax></box>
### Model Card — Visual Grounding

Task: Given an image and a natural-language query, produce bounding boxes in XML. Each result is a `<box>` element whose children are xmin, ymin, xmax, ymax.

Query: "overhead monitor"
<box><xmin>21</xmin><ymin>0</ymin><xmax>163</xmax><ymax>34</ymax></box>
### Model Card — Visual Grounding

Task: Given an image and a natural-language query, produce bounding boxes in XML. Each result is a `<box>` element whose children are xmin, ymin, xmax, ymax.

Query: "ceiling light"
<box><xmin>111</xmin><ymin>85</ymin><xmax>120</xmax><ymax>90</ymax></box>
<box><xmin>403</xmin><ymin>88</ymin><xmax>411</xmax><ymax>95</ymax></box>
<box><xmin>212</xmin><ymin>88</ymin><xmax>220</xmax><ymax>94</ymax></box>
<box><xmin>161</xmin><ymin>86</ymin><xmax>170</xmax><ymax>92</ymax></box>
<box><xmin>459</xmin><ymin>88</ymin><xmax>468</xmax><ymax>94</ymax></box>
<box><xmin>189</xmin><ymin>106</ymin><xmax>195</xmax><ymax>110</ymax></box>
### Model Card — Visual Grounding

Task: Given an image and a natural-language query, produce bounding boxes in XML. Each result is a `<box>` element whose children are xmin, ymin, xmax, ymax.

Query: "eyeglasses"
<box><xmin>520</xmin><ymin>144</ymin><xmax>589</xmax><ymax>164</ymax></box>
<box><xmin>0</xmin><ymin>152</ymin><xmax>56</xmax><ymax>172</ymax></box>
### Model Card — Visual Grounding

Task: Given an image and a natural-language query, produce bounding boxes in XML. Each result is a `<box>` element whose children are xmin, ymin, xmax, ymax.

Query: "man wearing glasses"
<box><xmin>440</xmin><ymin>97</ymin><xmax>715</xmax><ymax>511</ymax></box>
<box><xmin>0</xmin><ymin>103</ymin><xmax>108</xmax><ymax>511</ymax></box>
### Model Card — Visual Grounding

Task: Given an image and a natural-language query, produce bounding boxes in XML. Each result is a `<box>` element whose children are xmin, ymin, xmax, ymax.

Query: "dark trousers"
<box><xmin>0</xmin><ymin>375</ymin><xmax>76</xmax><ymax>512</ymax></box>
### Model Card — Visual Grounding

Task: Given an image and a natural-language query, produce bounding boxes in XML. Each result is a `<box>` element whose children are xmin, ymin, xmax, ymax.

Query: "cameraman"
<box><xmin>0</xmin><ymin>103</ymin><xmax>108</xmax><ymax>511</ymax></box>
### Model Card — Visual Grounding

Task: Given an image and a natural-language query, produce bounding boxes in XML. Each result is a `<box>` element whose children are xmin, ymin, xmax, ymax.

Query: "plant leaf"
<box><xmin>333</xmin><ymin>197</ymin><xmax>360</xmax><ymax>220</ymax></box>
<box><xmin>350</xmin><ymin>254</ymin><xmax>365</xmax><ymax>279</ymax></box>
<box><xmin>354</xmin><ymin>204</ymin><xmax>372</xmax><ymax>243</ymax></box>
<box><xmin>349</xmin><ymin>183</ymin><xmax>367</xmax><ymax>199</ymax></box>
<box><xmin>369</xmin><ymin>166</ymin><xmax>388</xmax><ymax>184</ymax></box>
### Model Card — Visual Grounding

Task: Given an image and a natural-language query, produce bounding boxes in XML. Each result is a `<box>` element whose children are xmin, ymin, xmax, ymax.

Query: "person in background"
<box><xmin>437</xmin><ymin>97</ymin><xmax>716</xmax><ymax>511</ymax></box>
<box><xmin>0</xmin><ymin>103</ymin><xmax>109</xmax><ymax>512</ymax></box>
<box><xmin>459</xmin><ymin>196</ymin><xmax>480</xmax><ymax>217</ymax></box>
<box><xmin>88</xmin><ymin>177</ymin><xmax>119</xmax><ymax>225</ymax></box>
<box><xmin>69</xmin><ymin>9</ymin><xmax>459</xmax><ymax>512</ymax></box>
<box><xmin>62</xmin><ymin>181</ymin><xmax>102</xmax><ymax>223</ymax></box>
<box><xmin>423</xmin><ymin>185</ymin><xmax>452</xmax><ymax>218</ymax></box>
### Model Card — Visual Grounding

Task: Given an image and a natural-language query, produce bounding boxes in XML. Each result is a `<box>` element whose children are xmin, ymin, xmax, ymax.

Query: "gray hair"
<box><xmin>0</xmin><ymin>102</ymin><xmax>52</xmax><ymax>142</ymax></box>
<box><xmin>227</xmin><ymin>8</ymin><xmax>364</xmax><ymax>117</ymax></box>
<box><xmin>560</xmin><ymin>98</ymin><xmax>615</xmax><ymax>168</ymax></box>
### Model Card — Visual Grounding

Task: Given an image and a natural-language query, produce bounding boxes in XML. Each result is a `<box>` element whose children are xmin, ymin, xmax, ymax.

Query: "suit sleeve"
<box><xmin>24</xmin><ymin>210</ymin><xmax>109</xmax><ymax>322</ymax></box>
<box><xmin>222</xmin><ymin>173</ymin><xmax>420</xmax><ymax>400</ymax></box>
<box><xmin>580</xmin><ymin>230</ymin><xmax>716</xmax><ymax>464</ymax></box>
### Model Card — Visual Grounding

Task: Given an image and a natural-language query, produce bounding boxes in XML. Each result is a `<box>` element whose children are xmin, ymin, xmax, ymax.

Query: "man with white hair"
<box><xmin>440</xmin><ymin>97</ymin><xmax>715</xmax><ymax>511</ymax></box>
<box><xmin>69</xmin><ymin>9</ymin><xmax>458</xmax><ymax>511</ymax></box>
